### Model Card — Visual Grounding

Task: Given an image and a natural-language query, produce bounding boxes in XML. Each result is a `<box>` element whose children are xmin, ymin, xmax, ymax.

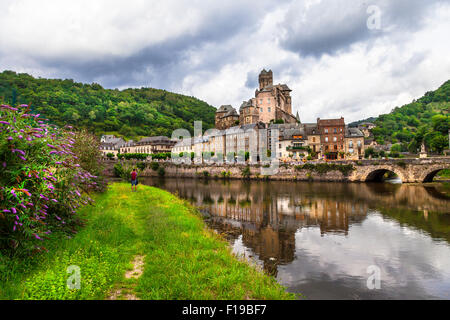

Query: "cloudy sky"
<box><xmin>1</xmin><ymin>0</ymin><xmax>449</xmax><ymax>122</ymax></box>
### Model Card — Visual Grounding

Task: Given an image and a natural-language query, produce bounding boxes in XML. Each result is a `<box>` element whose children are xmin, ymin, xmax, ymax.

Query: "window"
<box><xmin>325</xmin><ymin>137</ymin><xmax>329</xmax><ymax>142</ymax></box>
<box><xmin>325</xmin><ymin>129</ymin><xmax>329</xmax><ymax>133</ymax></box>
<box><xmin>334</xmin><ymin>128</ymin><xmax>337</xmax><ymax>133</ymax></box>
<box><xmin>349</xmin><ymin>140</ymin><xmax>354</xmax><ymax>148</ymax></box>
<box><xmin>333</xmin><ymin>137</ymin><xmax>337</xmax><ymax>142</ymax></box>
<box><xmin>268</xmin><ymin>98</ymin><xmax>271</xmax><ymax>103</ymax></box>
<box><xmin>334</xmin><ymin>145</ymin><xmax>338</xmax><ymax>150</ymax></box>
<box><xmin>268</xmin><ymin>107</ymin><xmax>271</xmax><ymax>112</ymax></box>
<box><xmin>312</xmin><ymin>137</ymin><xmax>316</xmax><ymax>142</ymax></box>
<box><xmin>357</xmin><ymin>141</ymin><xmax>362</xmax><ymax>147</ymax></box>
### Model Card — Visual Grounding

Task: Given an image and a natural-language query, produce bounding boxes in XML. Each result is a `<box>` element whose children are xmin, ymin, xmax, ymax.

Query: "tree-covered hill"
<box><xmin>0</xmin><ymin>70</ymin><xmax>216</xmax><ymax>139</ymax></box>
<box><xmin>362</xmin><ymin>80</ymin><xmax>450</xmax><ymax>153</ymax></box>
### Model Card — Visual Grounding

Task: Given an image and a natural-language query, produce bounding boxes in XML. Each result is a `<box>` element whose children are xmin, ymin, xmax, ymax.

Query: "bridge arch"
<box><xmin>362</xmin><ymin>166</ymin><xmax>406</xmax><ymax>183</ymax></box>
<box><xmin>420</xmin><ymin>166</ymin><xmax>449</xmax><ymax>183</ymax></box>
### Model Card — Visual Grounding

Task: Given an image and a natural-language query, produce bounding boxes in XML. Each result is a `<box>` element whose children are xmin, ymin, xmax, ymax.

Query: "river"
<box><xmin>141</xmin><ymin>177</ymin><xmax>450</xmax><ymax>300</ymax></box>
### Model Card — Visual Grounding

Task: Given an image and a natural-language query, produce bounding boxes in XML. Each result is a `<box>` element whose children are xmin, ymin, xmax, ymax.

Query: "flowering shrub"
<box><xmin>0</xmin><ymin>105</ymin><xmax>97</xmax><ymax>252</ymax></box>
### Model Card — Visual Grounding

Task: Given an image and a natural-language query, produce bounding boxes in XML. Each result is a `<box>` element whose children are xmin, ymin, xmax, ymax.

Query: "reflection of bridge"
<box><xmin>346</xmin><ymin>158</ymin><xmax>450</xmax><ymax>183</ymax></box>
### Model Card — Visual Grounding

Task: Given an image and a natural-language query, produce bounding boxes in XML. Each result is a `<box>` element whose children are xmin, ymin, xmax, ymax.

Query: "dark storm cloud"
<box><xmin>6</xmin><ymin>0</ymin><xmax>285</xmax><ymax>91</ymax></box>
<box><xmin>279</xmin><ymin>0</ymin><xmax>443</xmax><ymax>57</ymax></box>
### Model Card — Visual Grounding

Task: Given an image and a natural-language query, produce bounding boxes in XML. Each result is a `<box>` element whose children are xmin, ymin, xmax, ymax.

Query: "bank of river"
<box><xmin>142</xmin><ymin>177</ymin><xmax>450</xmax><ymax>300</ymax></box>
<box><xmin>0</xmin><ymin>183</ymin><xmax>294</xmax><ymax>300</ymax></box>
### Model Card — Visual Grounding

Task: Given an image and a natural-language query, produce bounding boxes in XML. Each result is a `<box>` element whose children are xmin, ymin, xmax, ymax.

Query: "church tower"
<box><xmin>258</xmin><ymin>69</ymin><xmax>273</xmax><ymax>90</ymax></box>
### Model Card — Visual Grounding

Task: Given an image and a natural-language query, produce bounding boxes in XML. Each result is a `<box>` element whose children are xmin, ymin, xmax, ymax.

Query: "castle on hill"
<box><xmin>215</xmin><ymin>70</ymin><xmax>298</xmax><ymax>130</ymax></box>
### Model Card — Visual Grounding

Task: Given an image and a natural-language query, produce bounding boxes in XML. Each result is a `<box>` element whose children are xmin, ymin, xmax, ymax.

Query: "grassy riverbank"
<box><xmin>0</xmin><ymin>183</ymin><xmax>294</xmax><ymax>300</ymax></box>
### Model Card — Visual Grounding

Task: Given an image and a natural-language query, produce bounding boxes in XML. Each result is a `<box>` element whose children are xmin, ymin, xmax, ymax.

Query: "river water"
<box><xmin>141</xmin><ymin>177</ymin><xmax>450</xmax><ymax>300</ymax></box>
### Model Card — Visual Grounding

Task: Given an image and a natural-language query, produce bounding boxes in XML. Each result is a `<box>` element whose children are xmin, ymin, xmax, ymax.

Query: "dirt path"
<box><xmin>108</xmin><ymin>255</ymin><xmax>146</xmax><ymax>300</ymax></box>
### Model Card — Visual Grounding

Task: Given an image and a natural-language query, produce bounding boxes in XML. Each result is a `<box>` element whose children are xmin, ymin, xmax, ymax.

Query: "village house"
<box><xmin>344</xmin><ymin>127</ymin><xmax>365</xmax><ymax>160</ymax></box>
<box><xmin>100</xmin><ymin>135</ymin><xmax>126</xmax><ymax>159</ymax></box>
<box><xmin>317</xmin><ymin>117</ymin><xmax>346</xmax><ymax>160</ymax></box>
<box><xmin>134</xmin><ymin>136</ymin><xmax>177</xmax><ymax>154</ymax></box>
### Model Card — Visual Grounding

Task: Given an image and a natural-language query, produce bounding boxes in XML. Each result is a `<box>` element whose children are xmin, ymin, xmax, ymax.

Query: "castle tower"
<box><xmin>259</xmin><ymin>69</ymin><xmax>273</xmax><ymax>90</ymax></box>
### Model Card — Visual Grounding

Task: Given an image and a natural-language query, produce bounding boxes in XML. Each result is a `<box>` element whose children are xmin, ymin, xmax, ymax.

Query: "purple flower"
<box><xmin>3</xmin><ymin>209</ymin><xmax>11</xmax><ymax>213</ymax></box>
<box><xmin>0</xmin><ymin>121</ymin><xmax>10</xmax><ymax>125</ymax></box>
<box><xmin>7</xmin><ymin>136</ymin><xmax>13</xmax><ymax>141</ymax></box>
<box><xmin>12</xmin><ymin>149</ymin><xmax>26</xmax><ymax>156</ymax></box>
<box><xmin>47</xmin><ymin>143</ymin><xmax>56</xmax><ymax>149</ymax></box>
<box><xmin>18</xmin><ymin>156</ymin><xmax>26</xmax><ymax>161</ymax></box>
<box><xmin>55</xmin><ymin>215</ymin><xmax>61</xmax><ymax>221</ymax></box>
<box><xmin>33</xmin><ymin>234</ymin><xmax>43</xmax><ymax>241</ymax></box>
<box><xmin>11</xmin><ymin>190</ymin><xmax>17</xmax><ymax>198</ymax></box>
<box><xmin>11</xmin><ymin>208</ymin><xmax>17</xmax><ymax>214</ymax></box>
<box><xmin>51</xmin><ymin>199</ymin><xmax>58</xmax><ymax>203</ymax></box>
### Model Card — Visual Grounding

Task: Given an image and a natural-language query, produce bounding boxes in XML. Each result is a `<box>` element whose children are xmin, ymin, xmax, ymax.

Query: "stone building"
<box><xmin>134</xmin><ymin>136</ymin><xmax>177</xmax><ymax>154</ymax></box>
<box><xmin>254</xmin><ymin>70</ymin><xmax>297</xmax><ymax>124</ymax></box>
<box><xmin>344</xmin><ymin>127</ymin><xmax>365</xmax><ymax>160</ymax></box>
<box><xmin>269</xmin><ymin>123</ymin><xmax>308</xmax><ymax>161</ymax></box>
<box><xmin>304</xmin><ymin>123</ymin><xmax>321</xmax><ymax>158</ymax></box>
<box><xmin>215</xmin><ymin>70</ymin><xmax>297</xmax><ymax>130</ymax></box>
<box><xmin>317</xmin><ymin>117</ymin><xmax>346</xmax><ymax>160</ymax></box>
<box><xmin>357</xmin><ymin>122</ymin><xmax>376</xmax><ymax>138</ymax></box>
<box><xmin>239</xmin><ymin>99</ymin><xmax>259</xmax><ymax>125</ymax></box>
<box><xmin>100</xmin><ymin>135</ymin><xmax>125</xmax><ymax>159</ymax></box>
<box><xmin>215</xmin><ymin>105</ymin><xmax>240</xmax><ymax>130</ymax></box>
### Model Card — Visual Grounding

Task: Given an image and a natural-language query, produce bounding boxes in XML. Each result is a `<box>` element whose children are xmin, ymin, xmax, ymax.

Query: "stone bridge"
<box><xmin>103</xmin><ymin>157</ymin><xmax>450</xmax><ymax>183</ymax></box>
<box><xmin>346</xmin><ymin>157</ymin><xmax>450</xmax><ymax>183</ymax></box>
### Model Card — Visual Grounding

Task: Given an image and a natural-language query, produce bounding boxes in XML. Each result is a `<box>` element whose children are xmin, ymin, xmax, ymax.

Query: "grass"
<box><xmin>0</xmin><ymin>183</ymin><xmax>294</xmax><ymax>300</ymax></box>
<box><xmin>436</xmin><ymin>169</ymin><xmax>450</xmax><ymax>180</ymax></box>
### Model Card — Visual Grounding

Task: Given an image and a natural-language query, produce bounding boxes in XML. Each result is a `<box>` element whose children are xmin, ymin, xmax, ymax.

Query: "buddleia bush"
<box><xmin>0</xmin><ymin>104</ymin><xmax>98</xmax><ymax>253</ymax></box>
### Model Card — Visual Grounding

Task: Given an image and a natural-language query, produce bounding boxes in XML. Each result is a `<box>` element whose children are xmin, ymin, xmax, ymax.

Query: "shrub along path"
<box><xmin>0</xmin><ymin>183</ymin><xmax>294</xmax><ymax>300</ymax></box>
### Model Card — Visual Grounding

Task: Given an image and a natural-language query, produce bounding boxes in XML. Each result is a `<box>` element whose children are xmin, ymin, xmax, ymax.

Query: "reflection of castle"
<box><xmin>170</xmin><ymin>179</ymin><xmax>368</xmax><ymax>275</ymax></box>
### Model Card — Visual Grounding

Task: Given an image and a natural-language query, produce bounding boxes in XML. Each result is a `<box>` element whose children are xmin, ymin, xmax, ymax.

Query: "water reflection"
<box><xmin>143</xmin><ymin>178</ymin><xmax>450</xmax><ymax>300</ymax></box>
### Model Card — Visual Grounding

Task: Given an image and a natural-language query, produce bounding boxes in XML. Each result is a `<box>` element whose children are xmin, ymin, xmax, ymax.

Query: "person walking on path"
<box><xmin>131</xmin><ymin>168</ymin><xmax>138</xmax><ymax>192</ymax></box>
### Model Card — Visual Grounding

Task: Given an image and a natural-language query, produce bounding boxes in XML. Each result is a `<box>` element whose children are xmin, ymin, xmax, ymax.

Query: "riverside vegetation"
<box><xmin>0</xmin><ymin>183</ymin><xmax>295</xmax><ymax>300</ymax></box>
<box><xmin>0</xmin><ymin>104</ymin><xmax>293</xmax><ymax>299</ymax></box>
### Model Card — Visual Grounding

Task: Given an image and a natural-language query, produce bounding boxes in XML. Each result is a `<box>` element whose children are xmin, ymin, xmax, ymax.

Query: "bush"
<box><xmin>220</xmin><ymin>171</ymin><xmax>231</xmax><ymax>179</ymax></box>
<box><xmin>137</xmin><ymin>162</ymin><xmax>146</xmax><ymax>171</ymax></box>
<box><xmin>241</xmin><ymin>166</ymin><xmax>251</xmax><ymax>179</ymax></box>
<box><xmin>0</xmin><ymin>105</ymin><xmax>97</xmax><ymax>252</ymax></box>
<box><xmin>157</xmin><ymin>166</ymin><xmax>165</xmax><ymax>177</ymax></box>
<box><xmin>150</xmin><ymin>162</ymin><xmax>159</xmax><ymax>171</ymax></box>
<box><xmin>72</xmin><ymin>130</ymin><xmax>107</xmax><ymax>192</ymax></box>
<box><xmin>113</xmin><ymin>163</ymin><xmax>124</xmax><ymax>178</ymax></box>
